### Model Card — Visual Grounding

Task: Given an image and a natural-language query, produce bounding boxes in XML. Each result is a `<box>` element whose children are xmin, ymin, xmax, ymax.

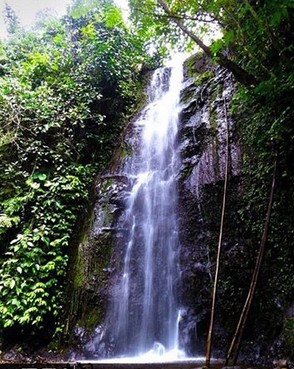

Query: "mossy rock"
<box><xmin>73</xmin><ymin>250</ymin><xmax>85</xmax><ymax>288</ymax></box>
<box><xmin>184</xmin><ymin>53</ymin><xmax>213</xmax><ymax>79</ymax></box>
<box><xmin>77</xmin><ymin>307</ymin><xmax>103</xmax><ymax>329</ymax></box>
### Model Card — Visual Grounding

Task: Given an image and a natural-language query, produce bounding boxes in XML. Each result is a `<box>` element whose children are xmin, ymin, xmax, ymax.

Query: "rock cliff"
<box><xmin>69</xmin><ymin>54</ymin><xmax>294</xmax><ymax>365</ymax></box>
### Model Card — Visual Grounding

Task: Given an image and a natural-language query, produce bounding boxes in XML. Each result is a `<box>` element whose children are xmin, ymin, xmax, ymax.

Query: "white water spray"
<box><xmin>105</xmin><ymin>60</ymin><xmax>185</xmax><ymax>360</ymax></box>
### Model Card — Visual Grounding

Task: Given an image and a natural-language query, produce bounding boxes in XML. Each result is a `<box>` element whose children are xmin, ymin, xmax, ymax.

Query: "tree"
<box><xmin>4</xmin><ymin>3</ymin><xmax>20</xmax><ymax>34</ymax></box>
<box><xmin>156</xmin><ymin>0</ymin><xmax>257</xmax><ymax>86</ymax></box>
<box><xmin>129</xmin><ymin>0</ymin><xmax>293</xmax><ymax>87</ymax></box>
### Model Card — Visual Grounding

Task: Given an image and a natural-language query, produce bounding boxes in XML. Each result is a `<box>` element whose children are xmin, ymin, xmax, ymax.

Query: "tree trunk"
<box><xmin>157</xmin><ymin>0</ymin><xmax>257</xmax><ymax>87</ymax></box>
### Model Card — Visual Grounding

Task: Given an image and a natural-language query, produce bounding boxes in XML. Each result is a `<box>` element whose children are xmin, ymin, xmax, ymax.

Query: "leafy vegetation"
<box><xmin>0</xmin><ymin>0</ymin><xmax>159</xmax><ymax>344</ymax></box>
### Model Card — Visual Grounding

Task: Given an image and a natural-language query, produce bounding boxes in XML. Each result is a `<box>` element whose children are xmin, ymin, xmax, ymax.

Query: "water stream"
<box><xmin>103</xmin><ymin>60</ymin><xmax>185</xmax><ymax>360</ymax></box>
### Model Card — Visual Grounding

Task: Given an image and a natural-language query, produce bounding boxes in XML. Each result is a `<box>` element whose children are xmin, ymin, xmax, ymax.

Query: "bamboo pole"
<box><xmin>205</xmin><ymin>97</ymin><xmax>230</xmax><ymax>367</ymax></box>
<box><xmin>225</xmin><ymin>152</ymin><xmax>278</xmax><ymax>365</ymax></box>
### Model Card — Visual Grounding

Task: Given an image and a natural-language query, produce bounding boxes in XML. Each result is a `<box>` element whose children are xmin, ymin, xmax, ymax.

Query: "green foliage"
<box><xmin>129</xmin><ymin>0</ymin><xmax>293</xmax><ymax>81</ymax></box>
<box><xmin>284</xmin><ymin>318</ymin><xmax>294</xmax><ymax>359</ymax></box>
<box><xmin>226</xmin><ymin>4</ymin><xmax>294</xmax><ymax>350</ymax></box>
<box><xmin>69</xmin><ymin>0</ymin><xmax>110</xmax><ymax>18</ymax></box>
<box><xmin>0</xmin><ymin>2</ymin><xmax>158</xmax><ymax>340</ymax></box>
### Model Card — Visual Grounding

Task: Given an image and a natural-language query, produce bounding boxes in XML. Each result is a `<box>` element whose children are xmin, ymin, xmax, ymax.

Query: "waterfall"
<box><xmin>106</xmin><ymin>61</ymin><xmax>184</xmax><ymax>359</ymax></box>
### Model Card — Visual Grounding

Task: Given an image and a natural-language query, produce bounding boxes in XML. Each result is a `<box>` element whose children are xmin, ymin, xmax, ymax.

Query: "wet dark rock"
<box><xmin>2</xmin><ymin>349</ymin><xmax>24</xmax><ymax>362</ymax></box>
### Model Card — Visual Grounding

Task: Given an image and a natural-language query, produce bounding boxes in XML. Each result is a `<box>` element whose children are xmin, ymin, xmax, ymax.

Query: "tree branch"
<box><xmin>156</xmin><ymin>0</ymin><xmax>257</xmax><ymax>87</ymax></box>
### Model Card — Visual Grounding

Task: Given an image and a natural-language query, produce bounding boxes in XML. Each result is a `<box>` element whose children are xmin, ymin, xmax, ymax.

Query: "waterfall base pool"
<box><xmin>76</xmin><ymin>358</ymin><xmax>224</xmax><ymax>369</ymax></box>
<box><xmin>79</xmin><ymin>357</ymin><xmax>207</xmax><ymax>364</ymax></box>
<box><xmin>77</xmin><ymin>357</ymin><xmax>214</xmax><ymax>369</ymax></box>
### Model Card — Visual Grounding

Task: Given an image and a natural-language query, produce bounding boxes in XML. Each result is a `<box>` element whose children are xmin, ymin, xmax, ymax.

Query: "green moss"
<box><xmin>102</xmin><ymin>178</ymin><xmax>114</xmax><ymax>192</ymax></box>
<box><xmin>122</xmin><ymin>142</ymin><xmax>132</xmax><ymax>158</ymax></box>
<box><xmin>94</xmin><ymin>233</ymin><xmax>113</xmax><ymax>269</ymax></box>
<box><xmin>78</xmin><ymin>307</ymin><xmax>103</xmax><ymax>329</ymax></box>
<box><xmin>210</xmin><ymin>108</ymin><xmax>218</xmax><ymax>136</ymax></box>
<box><xmin>184</xmin><ymin>54</ymin><xmax>197</xmax><ymax>78</ymax></box>
<box><xmin>180</xmin><ymin>86</ymin><xmax>197</xmax><ymax>105</ymax></box>
<box><xmin>101</xmin><ymin>204</ymin><xmax>113</xmax><ymax>226</ymax></box>
<box><xmin>68</xmin><ymin>231</ymin><xmax>113</xmax><ymax>335</ymax></box>
<box><xmin>195</xmin><ymin>69</ymin><xmax>214</xmax><ymax>85</ymax></box>
<box><xmin>185</xmin><ymin>54</ymin><xmax>214</xmax><ymax>81</ymax></box>
<box><xmin>216</xmin><ymin>83</ymin><xmax>223</xmax><ymax>96</ymax></box>
<box><xmin>73</xmin><ymin>248</ymin><xmax>85</xmax><ymax>288</ymax></box>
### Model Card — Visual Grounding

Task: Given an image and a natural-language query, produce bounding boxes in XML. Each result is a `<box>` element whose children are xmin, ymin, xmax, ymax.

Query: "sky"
<box><xmin>0</xmin><ymin>0</ymin><xmax>129</xmax><ymax>38</ymax></box>
<box><xmin>0</xmin><ymin>0</ymin><xmax>73</xmax><ymax>37</ymax></box>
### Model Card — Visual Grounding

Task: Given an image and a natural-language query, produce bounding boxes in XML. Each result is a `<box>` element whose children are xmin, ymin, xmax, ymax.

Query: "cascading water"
<box><xmin>78</xmin><ymin>54</ymin><xmax>237</xmax><ymax>365</ymax></box>
<box><xmin>103</xmin><ymin>60</ymin><xmax>185</xmax><ymax>360</ymax></box>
